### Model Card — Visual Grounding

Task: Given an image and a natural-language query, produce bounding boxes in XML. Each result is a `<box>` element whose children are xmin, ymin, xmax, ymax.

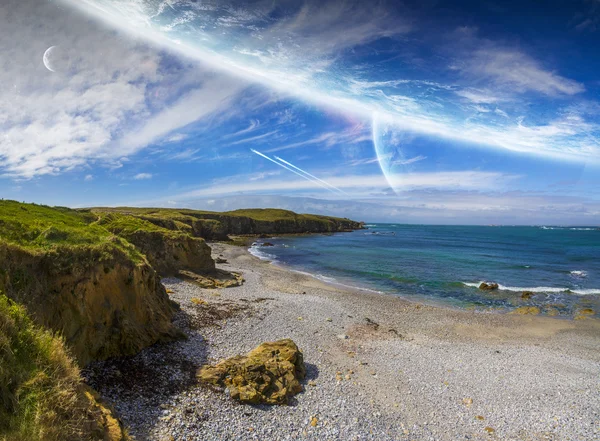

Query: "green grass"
<box><xmin>89</xmin><ymin>206</ymin><xmax>356</xmax><ymax>225</ymax></box>
<box><xmin>0</xmin><ymin>294</ymin><xmax>121</xmax><ymax>441</ymax></box>
<box><xmin>95</xmin><ymin>212</ymin><xmax>182</xmax><ymax>238</ymax></box>
<box><xmin>0</xmin><ymin>201</ymin><xmax>143</xmax><ymax>262</ymax></box>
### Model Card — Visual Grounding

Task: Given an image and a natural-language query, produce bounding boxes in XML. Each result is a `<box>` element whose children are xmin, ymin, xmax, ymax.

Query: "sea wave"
<box><xmin>570</xmin><ymin>270</ymin><xmax>587</xmax><ymax>277</ymax></box>
<box><xmin>248</xmin><ymin>245</ymin><xmax>277</xmax><ymax>262</ymax></box>
<box><xmin>540</xmin><ymin>226</ymin><xmax>597</xmax><ymax>231</ymax></box>
<box><xmin>462</xmin><ymin>282</ymin><xmax>600</xmax><ymax>296</ymax></box>
<box><xmin>291</xmin><ymin>269</ymin><xmax>384</xmax><ymax>294</ymax></box>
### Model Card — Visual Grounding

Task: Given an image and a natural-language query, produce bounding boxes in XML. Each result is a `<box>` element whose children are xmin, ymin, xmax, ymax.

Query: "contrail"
<box><xmin>250</xmin><ymin>149</ymin><xmax>340</xmax><ymax>195</ymax></box>
<box><xmin>274</xmin><ymin>155</ymin><xmax>347</xmax><ymax>195</ymax></box>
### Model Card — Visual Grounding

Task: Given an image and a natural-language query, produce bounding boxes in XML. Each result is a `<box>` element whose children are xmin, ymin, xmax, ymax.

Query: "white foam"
<box><xmin>248</xmin><ymin>245</ymin><xmax>276</xmax><ymax>262</ymax></box>
<box><xmin>291</xmin><ymin>269</ymin><xmax>384</xmax><ymax>294</ymax></box>
<box><xmin>463</xmin><ymin>281</ymin><xmax>600</xmax><ymax>296</ymax></box>
<box><xmin>570</xmin><ymin>270</ymin><xmax>587</xmax><ymax>277</ymax></box>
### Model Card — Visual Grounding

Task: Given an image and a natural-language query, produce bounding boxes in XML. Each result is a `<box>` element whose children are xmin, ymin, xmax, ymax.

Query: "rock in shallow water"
<box><xmin>197</xmin><ymin>338</ymin><xmax>305</xmax><ymax>404</ymax></box>
<box><xmin>479</xmin><ymin>282</ymin><xmax>499</xmax><ymax>290</ymax></box>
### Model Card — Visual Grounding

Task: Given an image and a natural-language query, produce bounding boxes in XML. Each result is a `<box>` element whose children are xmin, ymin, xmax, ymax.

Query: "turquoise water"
<box><xmin>250</xmin><ymin>224</ymin><xmax>600</xmax><ymax>317</ymax></box>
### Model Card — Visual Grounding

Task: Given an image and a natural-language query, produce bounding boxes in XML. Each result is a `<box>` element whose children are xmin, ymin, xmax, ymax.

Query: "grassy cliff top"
<box><xmin>89</xmin><ymin>206</ymin><xmax>357</xmax><ymax>224</ymax></box>
<box><xmin>0</xmin><ymin>200</ymin><xmax>142</xmax><ymax>260</ymax></box>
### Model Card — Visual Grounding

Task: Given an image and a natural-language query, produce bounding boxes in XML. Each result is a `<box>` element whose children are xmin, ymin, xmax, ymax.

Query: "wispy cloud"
<box><xmin>165</xmin><ymin>169</ymin><xmax>519</xmax><ymax>201</ymax></box>
<box><xmin>226</xmin><ymin>130</ymin><xmax>279</xmax><ymax>146</ymax></box>
<box><xmin>133</xmin><ymin>172</ymin><xmax>152</xmax><ymax>180</ymax></box>
<box><xmin>392</xmin><ymin>155</ymin><xmax>427</xmax><ymax>166</ymax></box>
<box><xmin>221</xmin><ymin>119</ymin><xmax>261</xmax><ymax>139</ymax></box>
<box><xmin>64</xmin><ymin>0</ymin><xmax>600</xmax><ymax>164</ymax></box>
<box><xmin>456</xmin><ymin>48</ymin><xmax>585</xmax><ymax>96</ymax></box>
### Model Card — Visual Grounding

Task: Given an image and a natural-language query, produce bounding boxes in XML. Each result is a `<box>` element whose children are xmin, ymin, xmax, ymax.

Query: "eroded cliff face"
<box><xmin>0</xmin><ymin>243</ymin><xmax>180</xmax><ymax>366</ymax></box>
<box><xmin>119</xmin><ymin>230</ymin><xmax>215</xmax><ymax>276</ymax></box>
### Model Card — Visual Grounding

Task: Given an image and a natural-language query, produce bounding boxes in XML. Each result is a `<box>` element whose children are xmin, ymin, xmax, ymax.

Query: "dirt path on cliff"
<box><xmin>85</xmin><ymin>243</ymin><xmax>600</xmax><ymax>441</ymax></box>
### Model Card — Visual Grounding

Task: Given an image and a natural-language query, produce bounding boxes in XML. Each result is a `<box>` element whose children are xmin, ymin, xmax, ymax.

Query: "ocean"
<box><xmin>249</xmin><ymin>224</ymin><xmax>600</xmax><ymax>317</ymax></box>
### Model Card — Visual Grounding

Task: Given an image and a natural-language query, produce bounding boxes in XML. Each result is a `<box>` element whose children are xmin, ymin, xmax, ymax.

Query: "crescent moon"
<box><xmin>43</xmin><ymin>46</ymin><xmax>57</xmax><ymax>72</ymax></box>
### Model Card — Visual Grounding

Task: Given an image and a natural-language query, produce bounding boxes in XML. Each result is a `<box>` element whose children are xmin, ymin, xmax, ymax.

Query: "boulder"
<box><xmin>479</xmin><ymin>282</ymin><xmax>499</xmax><ymax>291</ymax></box>
<box><xmin>521</xmin><ymin>291</ymin><xmax>534</xmax><ymax>299</ymax></box>
<box><xmin>512</xmin><ymin>306</ymin><xmax>541</xmax><ymax>315</ymax></box>
<box><xmin>261</xmin><ymin>242</ymin><xmax>275</xmax><ymax>247</ymax></box>
<box><xmin>197</xmin><ymin>338</ymin><xmax>305</xmax><ymax>404</ymax></box>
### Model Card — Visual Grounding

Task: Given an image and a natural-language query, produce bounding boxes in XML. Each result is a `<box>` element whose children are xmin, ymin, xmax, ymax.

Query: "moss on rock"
<box><xmin>197</xmin><ymin>339</ymin><xmax>305</xmax><ymax>404</ymax></box>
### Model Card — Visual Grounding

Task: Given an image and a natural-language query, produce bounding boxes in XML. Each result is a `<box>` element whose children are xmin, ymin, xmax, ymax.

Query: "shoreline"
<box><xmin>86</xmin><ymin>242</ymin><xmax>600</xmax><ymax>441</ymax></box>
<box><xmin>246</xmin><ymin>237</ymin><xmax>599</xmax><ymax>318</ymax></box>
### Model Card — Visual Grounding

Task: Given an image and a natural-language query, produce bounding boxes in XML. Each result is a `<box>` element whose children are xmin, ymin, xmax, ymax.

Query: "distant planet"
<box><xmin>372</xmin><ymin>114</ymin><xmax>412</xmax><ymax>193</ymax></box>
<box><xmin>42</xmin><ymin>46</ymin><xmax>70</xmax><ymax>73</ymax></box>
<box><xmin>43</xmin><ymin>46</ymin><xmax>57</xmax><ymax>72</ymax></box>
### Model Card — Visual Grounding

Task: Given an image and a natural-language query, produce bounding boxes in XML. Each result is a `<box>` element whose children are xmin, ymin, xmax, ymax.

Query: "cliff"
<box><xmin>89</xmin><ymin>207</ymin><xmax>364</xmax><ymax>239</ymax></box>
<box><xmin>96</xmin><ymin>213</ymin><xmax>215</xmax><ymax>276</ymax></box>
<box><xmin>0</xmin><ymin>201</ymin><xmax>180</xmax><ymax>366</ymax></box>
<box><xmin>0</xmin><ymin>294</ymin><xmax>129</xmax><ymax>441</ymax></box>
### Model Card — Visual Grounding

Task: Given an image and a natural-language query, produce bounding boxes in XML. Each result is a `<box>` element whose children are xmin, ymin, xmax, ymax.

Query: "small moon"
<box><xmin>43</xmin><ymin>46</ymin><xmax>57</xmax><ymax>72</ymax></box>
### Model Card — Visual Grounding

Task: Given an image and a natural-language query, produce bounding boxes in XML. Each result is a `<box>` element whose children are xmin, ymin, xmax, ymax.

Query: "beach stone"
<box><xmin>521</xmin><ymin>291</ymin><xmax>534</xmax><ymax>299</ymax></box>
<box><xmin>575</xmin><ymin>308</ymin><xmax>595</xmax><ymax>320</ymax></box>
<box><xmin>197</xmin><ymin>338</ymin><xmax>305</xmax><ymax>404</ymax></box>
<box><xmin>261</xmin><ymin>242</ymin><xmax>275</xmax><ymax>247</ymax></box>
<box><xmin>479</xmin><ymin>282</ymin><xmax>499</xmax><ymax>291</ymax></box>
<box><xmin>512</xmin><ymin>306</ymin><xmax>541</xmax><ymax>315</ymax></box>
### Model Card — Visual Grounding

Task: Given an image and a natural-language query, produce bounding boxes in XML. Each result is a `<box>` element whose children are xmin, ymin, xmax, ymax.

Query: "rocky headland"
<box><xmin>0</xmin><ymin>200</ymin><xmax>363</xmax><ymax>440</ymax></box>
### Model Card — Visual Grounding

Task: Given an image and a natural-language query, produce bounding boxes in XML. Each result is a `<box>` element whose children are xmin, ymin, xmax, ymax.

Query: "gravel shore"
<box><xmin>85</xmin><ymin>242</ymin><xmax>600</xmax><ymax>441</ymax></box>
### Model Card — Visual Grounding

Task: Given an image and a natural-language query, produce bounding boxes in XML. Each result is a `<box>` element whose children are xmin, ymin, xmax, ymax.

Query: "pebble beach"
<box><xmin>85</xmin><ymin>242</ymin><xmax>600</xmax><ymax>441</ymax></box>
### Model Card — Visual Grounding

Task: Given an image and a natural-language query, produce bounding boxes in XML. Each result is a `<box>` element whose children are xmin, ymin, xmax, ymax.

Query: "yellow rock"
<box><xmin>574</xmin><ymin>308</ymin><xmax>595</xmax><ymax>320</ymax></box>
<box><xmin>197</xmin><ymin>339</ymin><xmax>305</xmax><ymax>405</ymax></box>
<box><xmin>310</xmin><ymin>417</ymin><xmax>318</xmax><ymax>427</ymax></box>
<box><xmin>191</xmin><ymin>297</ymin><xmax>207</xmax><ymax>305</ymax></box>
<box><xmin>462</xmin><ymin>397</ymin><xmax>473</xmax><ymax>407</ymax></box>
<box><xmin>484</xmin><ymin>427</ymin><xmax>495</xmax><ymax>433</ymax></box>
<box><xmin>512</xmin><ymin>306</ymin><xmax>541</xmax><ymax>315</ymax></box>
<box><xmin>476</xmin><ymin>415</ymin><xmax>485</xmax><ymax>420</ymax></box>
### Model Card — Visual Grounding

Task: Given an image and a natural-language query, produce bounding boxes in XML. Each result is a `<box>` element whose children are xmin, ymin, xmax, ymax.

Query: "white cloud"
<box><xmin>119</xmin><ymin>75</ymin><xmax>245</xmax><ymax>154</ymax></box>
<box><xmin>62</xmin><ymin>0</ymin><xmax>600</xmax><ymax>164</ymax></box>
<box><xmin>463</xmin><ymin>49</ymin><xmax>585</xmax><ymax>96</ymax></box>
<box><xmin>164</xmin><ymin>170</ymin><xmax>518</xmax><ymax>200</ymax></box>
<box><xmin>455</xmin><ymin>89</ymin><xmax>504</xmax><ymax>104</ymax></box>
<box><xmin>164</xmin><ymin>133</ymin><xmax>188</xmax><ymax>143</ymax></box>
<box><xmin>392</xmin><ymin>155</ymin><xmax>427</xmax><ymax>166</ymax></box>
<box><xmin>84</xmin><ymin>174</ymin><xmax>94</xmax><ymax>181</ymax></box>
<box><xmin>133</xmin><ymin>173</ymin><xmax>153</xmax><ymax>180</ymax></box>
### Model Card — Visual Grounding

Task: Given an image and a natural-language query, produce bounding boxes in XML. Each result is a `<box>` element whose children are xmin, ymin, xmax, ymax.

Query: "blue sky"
<box><xmin>0</xmin><ymin>0</ymin><xmax>599</xmax><ymax>224</ymax></box>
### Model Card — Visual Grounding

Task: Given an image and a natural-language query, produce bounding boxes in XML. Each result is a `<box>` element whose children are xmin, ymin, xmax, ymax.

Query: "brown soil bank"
<box><xmin>0</xmin><ymin>242</ymin><xmax>180</xmax><ymax>366</ymax></box>
<box><xmin>96</xmin><ymin>213</ymin><xmax>216</xmax><ymax>276</ymax></box>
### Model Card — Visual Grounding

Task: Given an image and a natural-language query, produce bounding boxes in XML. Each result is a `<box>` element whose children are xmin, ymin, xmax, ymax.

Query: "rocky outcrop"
<box><xmin>197</xmin><ymin>339</ymin><xmax>306</xmax><ymax>404</ymax></box>
<box><xmin>179</xmin><ymin>269</ymin><xmax>244</xmax><ymax>289</ymax></box>
<box><xmin>479</xmin><ymin>282</ymin><xmax>499</xmax><ymax>291</ymax></box>
<box><xmin>0</xmin><ymin>243</ymin><xmax>181</xmax><ymax>366</ymax></box>
<box><xmin>116</xmin><ymin>230</ymin><xmax>215</xmax><ymax>276</ymax></box>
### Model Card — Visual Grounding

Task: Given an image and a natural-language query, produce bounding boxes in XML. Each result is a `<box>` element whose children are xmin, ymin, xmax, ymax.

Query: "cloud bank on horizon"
<box><xmin>0</xmin><ymin>0</ymin><xmax>599</xmax><ymax>224</ymax></box>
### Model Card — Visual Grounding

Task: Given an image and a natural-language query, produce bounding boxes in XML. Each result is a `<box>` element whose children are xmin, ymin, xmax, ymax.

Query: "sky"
<box><xmin>0</xmin><ymin>0</ymin><xmax>599</xmax><ymax>224</ymax></box>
